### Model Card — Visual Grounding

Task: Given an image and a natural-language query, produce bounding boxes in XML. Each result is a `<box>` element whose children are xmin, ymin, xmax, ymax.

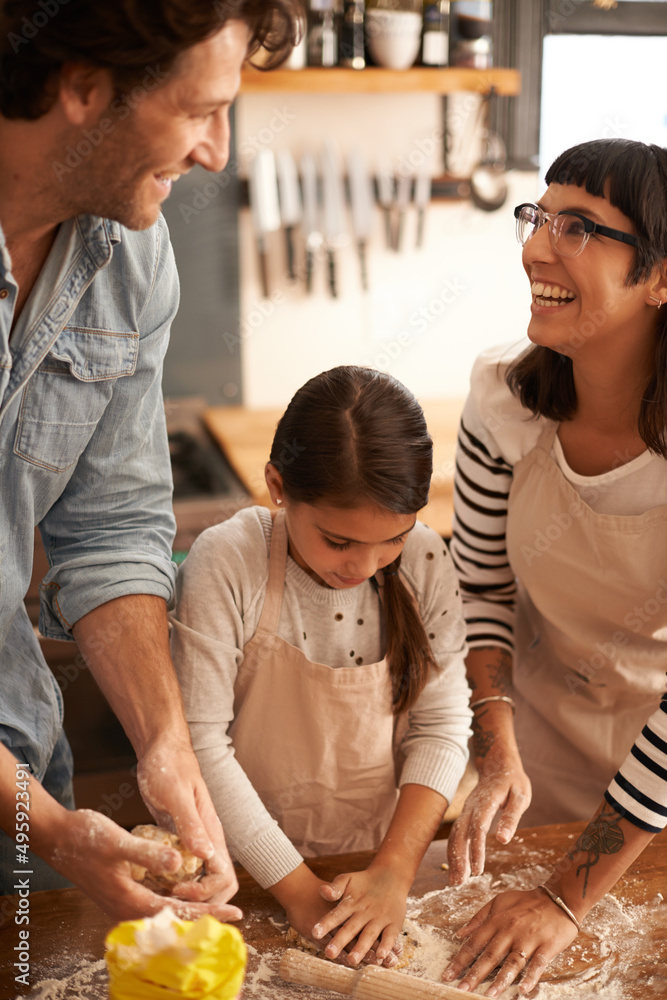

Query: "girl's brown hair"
<box><xmin>507</xmin><ymin>138</ymin><xmax>667</xmax><ymax>456</ymax></box>
<box><xmin>269</xmin><ymin>365</ymin><xmax>436</xmax><ymax>714</ymax></box>
<box><xmin>0</xmin><ymin>0</ymin><xmax>303</xmax><ymax>120</ymax></box>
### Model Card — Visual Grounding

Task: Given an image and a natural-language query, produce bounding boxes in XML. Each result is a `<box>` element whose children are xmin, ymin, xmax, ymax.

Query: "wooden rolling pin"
<box><xmin>280</xmin><ymin>949</ymin><xmax>489</xmax><ymax>1000</ymax></box>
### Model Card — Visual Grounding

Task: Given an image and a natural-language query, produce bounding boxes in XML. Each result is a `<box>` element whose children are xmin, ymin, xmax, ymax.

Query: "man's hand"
<box><xmin>43</xmin><ymin>806</ymin><xmax>242</xmax><ymax>922</ymax></box>
<box><xmin>70</xmin><ymin>595</ymin><xmax>240</xmax><ymax>915</ymax></box>
<box><xmin>135</xmin><ymin>738</ymin><xmax>239</xmax><ymax>908</ymax></box>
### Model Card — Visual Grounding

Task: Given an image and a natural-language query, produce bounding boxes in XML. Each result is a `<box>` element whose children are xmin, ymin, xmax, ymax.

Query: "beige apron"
<box><xmin>229</xmin><ymin>510</ymin><xmax>401</xmax><ymax>857</ymax></box>
<box><xmin>506</xmin><ymin>422</ymin><xmax>667</xmax><ymax>825</ymax></box>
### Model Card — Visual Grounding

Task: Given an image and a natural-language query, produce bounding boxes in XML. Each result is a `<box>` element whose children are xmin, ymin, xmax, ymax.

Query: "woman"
<box><xmin>443</xmin><ymin>138</ymin><xmax>667</xmax><ymax>996</ymax></box>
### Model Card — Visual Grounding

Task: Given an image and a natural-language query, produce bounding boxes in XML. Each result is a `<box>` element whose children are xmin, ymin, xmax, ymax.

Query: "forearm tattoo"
<box><xmin>566</xmin><ymin>805</ymin><xmax>625</xmax><ymax>897</ymax></box>
<box><xmin>484</xmin><ymin>647</ymin><xmax>513</xmax><ymax>696</ymax></box>
<box><xmin>471</xmin><ymin>710</ymin><xmax>495</xmax><ymax>760</ymax></box>
<box><xmin>469</xmin><ymin>647</ymin><xmax>513</xmax><ymax>761</ymax></box>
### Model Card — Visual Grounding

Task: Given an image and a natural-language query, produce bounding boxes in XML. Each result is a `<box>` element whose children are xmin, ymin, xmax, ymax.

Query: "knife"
<box><xmin>347</xmin><ymin>146</ymin><xmax>374</xmax><ymax>291</ymax></box>
<box><xmin>248</xmin><ymin>149</ymin><xmax>281</xmax><ymax>298</ymax></box>
<box><xmin>300</xmin><ymin>151</ymin><xmax>322</xmax><ymax>294</ymax></box>
<box><xmin>276</xmin><ymin>150</ymin><xmax>302</xmax><ymax>281</ymax></box>
<box><xmin>377</xmin><ymin>157</ymin><xmax>394</xmax><ymax>250</ymax></box>
<box><xmin>321</xmin><ymin>139</ymin><xmax>347</xmax><ymax>298</ymax></box>
<box><xmin>394</xmin><ymin>171</ymin><xmax>412</xmax><ymax>252</ymax></box>
<box><xmin>415</xmin><ymin>170</ymin><xmax>432</xmax><ymax>248</ymax></box>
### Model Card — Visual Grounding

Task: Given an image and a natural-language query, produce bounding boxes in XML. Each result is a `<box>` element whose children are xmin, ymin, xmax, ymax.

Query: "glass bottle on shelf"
<box><xmin>307</xmin><ymin>0</ymin><xmax>338</xmax><ymax>67</ymax></box>
<box><xmin>340</xmin><ymin>0</ymin><xmax>365</xmax><ymax>69</ymax></box>
<box><xmin>421</xmin><ymin>0</ymin><xmax>449</xmax><ymax>66</ymax></box>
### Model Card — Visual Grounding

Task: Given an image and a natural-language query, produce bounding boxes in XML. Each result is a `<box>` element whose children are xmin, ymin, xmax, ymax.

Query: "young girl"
<box><xmin>171</xmin><ymin>365</ymin><xmax>471</xmax><ymax>966</ymax></box>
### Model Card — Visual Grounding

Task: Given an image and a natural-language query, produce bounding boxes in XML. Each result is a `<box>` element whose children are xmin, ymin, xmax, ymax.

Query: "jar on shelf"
<box><xmin>449</xmin><ymin>0</ymin><xmax>492</xmax><ymax>68</ymax></box>
<box><xmin>340</xmin><ymin>0</ymin><xmax>366</xmax><ymax>68</ymax></box>
<box><xmin>307</xmin><ymin>0</ymin><xmax>339</xmax><ymax>66</ymax></box>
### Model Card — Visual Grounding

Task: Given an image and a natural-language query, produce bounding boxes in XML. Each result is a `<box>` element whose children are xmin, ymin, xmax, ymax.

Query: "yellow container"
<box><xmin>105</xmin><ymin>909</ymin><xmax>247</xmax><ymax>1000</ymax></box>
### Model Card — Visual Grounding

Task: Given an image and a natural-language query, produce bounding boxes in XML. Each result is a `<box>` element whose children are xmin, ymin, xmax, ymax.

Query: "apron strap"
<box><xmin>536</xmin><ymin>419</ymin><xmax>559</xmax><ymax>453</ymax></box>
<box><xmin>256</xmin><ymin>509</ymin><xmax>288</xmax><ymax>636</ymax></box>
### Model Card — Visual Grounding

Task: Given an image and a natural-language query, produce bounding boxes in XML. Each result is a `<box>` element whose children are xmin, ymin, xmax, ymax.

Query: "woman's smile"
<box><xmin>530</xmin><ymin>280</ymin><xmax>576</xmax><ymax>310</ymax></box>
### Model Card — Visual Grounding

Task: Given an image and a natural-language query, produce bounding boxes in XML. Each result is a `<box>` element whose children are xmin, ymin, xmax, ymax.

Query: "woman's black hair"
<box><xmin>506</xmin><ymin>138</ymin><xmax>667</xmax><ymax>456</ymax></box>
<box><xmin>269</xmin><ymin>365</ymin><xmax>436</xmax><ymax>714</ymax></box>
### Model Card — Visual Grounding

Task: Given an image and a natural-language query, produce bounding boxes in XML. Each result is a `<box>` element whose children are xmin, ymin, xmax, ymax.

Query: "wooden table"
<box><xmin>204</xmin><ymin>398</ymin><xmax>464</xmax><ymax>539</ymax></box>
<box><xmin>1</xmin><ymin>823</ymin><xmax>666</xmax><ymax>1000</ymax></box>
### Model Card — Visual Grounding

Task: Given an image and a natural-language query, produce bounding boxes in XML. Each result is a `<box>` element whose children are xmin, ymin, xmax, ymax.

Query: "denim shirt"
<box><xmin>0</xmin><ymin>213</ymin><xmax>178</xmax><ymax>780</ymax></box>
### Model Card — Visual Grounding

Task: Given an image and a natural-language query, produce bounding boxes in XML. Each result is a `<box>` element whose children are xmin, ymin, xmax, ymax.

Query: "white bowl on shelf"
<box><xmin>365</xmin><ymin>10</ymin><xmax>422</xmax><ymax>71</ymax></box>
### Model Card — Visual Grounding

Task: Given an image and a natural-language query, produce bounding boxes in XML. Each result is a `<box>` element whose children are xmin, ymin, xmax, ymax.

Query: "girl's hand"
<box><xmin>447</xmin><ymin>747</ymin><xmax>531</xmax><ymax>885</ymax></box>
<box><xmin>283</xmin><ymin>891</ymin><xmax>342</xmax><ymax>947</ymax></box>
<box><xmin>441</xmin><ymin>888</ymin><xmax>579</xmax><ymax>996</ymax></box>
<box><xmin>312</xmin><ymin>865</ymin><xmax>409</xmax><ymax>967</ymax></box>
<box><xmin>271</xmin><ymin>863</ymin><xmax>344</xmax><ymax>954</ymax></box>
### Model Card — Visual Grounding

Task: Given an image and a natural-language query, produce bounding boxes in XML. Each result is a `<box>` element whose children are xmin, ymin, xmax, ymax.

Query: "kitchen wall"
<box><xmin>235</xmin><ymin>91</ymin><xmax>540</xmax><ymax>409</ymax></box>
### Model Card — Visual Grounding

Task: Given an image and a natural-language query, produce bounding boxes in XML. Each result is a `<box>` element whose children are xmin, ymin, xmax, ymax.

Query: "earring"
<box><xmin>276</xmin><ymin>498</ymin><xmax>283</xmax><ymax>505</ymax></box>
<box><xmin>649</xmin><ymin>295</ymin><xmax>663</xmax><ymax>307</ymax></box>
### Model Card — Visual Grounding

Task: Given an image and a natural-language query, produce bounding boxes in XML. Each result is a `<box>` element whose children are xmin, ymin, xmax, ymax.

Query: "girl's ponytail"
<box><xmin>382</xmin><ymin>557</ymin><xmax>438</xmax><ymax>715</ymax></box>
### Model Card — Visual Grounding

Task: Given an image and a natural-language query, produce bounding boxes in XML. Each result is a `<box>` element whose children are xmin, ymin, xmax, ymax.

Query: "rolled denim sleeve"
<box><xmin>38</xmin><ymin>217</ymin><xmax>178</xmax><ymax>639</ymax></box>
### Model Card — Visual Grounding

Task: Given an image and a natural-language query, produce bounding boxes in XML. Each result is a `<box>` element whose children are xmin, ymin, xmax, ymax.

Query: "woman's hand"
<box><xmin>311</xmin><ymin>864</ymin><xmax>409</xmax><ymax>967</ymax></box>
<box><xmin>447</xmin><ymin>744</ymin><xmax>531</xmax><ymax>884</ymax></box>
<box><xmin>441</xmin><ymin>888</ymin><xmax>579</xmax><ymax>996</ymax></box>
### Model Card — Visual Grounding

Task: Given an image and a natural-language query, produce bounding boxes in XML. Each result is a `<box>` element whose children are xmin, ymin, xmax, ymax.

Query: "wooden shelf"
<box><xmin>240</xmin><ymin>66</ymin><xmax>520</xmax><ymax>96</ymax></box>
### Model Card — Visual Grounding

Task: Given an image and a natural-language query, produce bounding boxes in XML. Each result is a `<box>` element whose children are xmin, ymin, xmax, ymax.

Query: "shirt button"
<box><xmin>0</xmin><ymin>288</ymin><xmax>8</xmax><ymax>299</ymax></box>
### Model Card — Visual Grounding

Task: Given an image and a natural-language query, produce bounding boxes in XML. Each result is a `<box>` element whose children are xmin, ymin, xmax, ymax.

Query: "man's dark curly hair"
<box><xmin>0</xmin><ymin>0</ymin><xmax>303</xmax><ymax>119</ymax></box>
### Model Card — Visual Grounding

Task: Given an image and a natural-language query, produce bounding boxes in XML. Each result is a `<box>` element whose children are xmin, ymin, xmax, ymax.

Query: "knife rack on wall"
<box><xmin>240</xmin><ymin>174</ymin><xmax>470</xmax><ymax>208</ymax></box>
<box><xmin>238</xmin><ymin>59</ymin><xmax>521</xmax><ymax>298</ymax></box>
<box><xmin>242</xmin><ymin>146</ymin><xmax>482</xmax><ymax>300</ymax></box>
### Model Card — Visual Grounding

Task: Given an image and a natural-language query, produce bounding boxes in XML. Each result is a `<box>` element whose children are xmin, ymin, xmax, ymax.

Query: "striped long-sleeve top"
<box><xmin>450</xmin><ymin>342</ymin><xmax>667</xmax><ymax>833</ymax></box>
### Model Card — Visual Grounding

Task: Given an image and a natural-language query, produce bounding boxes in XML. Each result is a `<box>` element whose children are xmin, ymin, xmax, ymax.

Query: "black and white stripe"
<box><xmin>606</xmin><ymin>696</ymin><xmax>667</xmax><ymax>832</ymax></box>
<box><xmin>451</xmin><ymin>418</ymin><xmax>516</xmax><ymax>652</ymax></box>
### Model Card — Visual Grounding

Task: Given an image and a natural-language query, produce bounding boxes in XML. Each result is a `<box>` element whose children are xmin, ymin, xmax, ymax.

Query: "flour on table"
<box><xmin>14</xmin><ymin>865</ymin><xmax>666</xmax><ymax>1000</ymax></box>
<box><xmin>403</xmin><ymin>864</ymin><xmax>667</xmax><ymax>999</ymax></box>
<box><xmin>12</xmin><ymin>958</ymin><xmax>107</xmax><ymax>1000</ymax></box>
<box><xmin>246</xmin><ymin>864</ymin><xmax>666</xmax><ymax>999</ymax></box>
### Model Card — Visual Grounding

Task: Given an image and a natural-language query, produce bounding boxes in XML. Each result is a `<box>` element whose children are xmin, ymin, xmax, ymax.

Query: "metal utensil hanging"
<box><xmin>469</xmin><ymin>89</ymin><xmax>508</xmax><ymax>211</ymax></box>
<box><xmin>347</xmin><ymin>146</ymin><xmax>374</xmax><ymax>290</ymax></box>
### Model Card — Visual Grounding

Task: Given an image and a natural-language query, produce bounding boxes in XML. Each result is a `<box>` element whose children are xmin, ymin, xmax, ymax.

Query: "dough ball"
<box><xmin>129</xmin><ymin>824</ymin><xmax>204</xmax><ymax>893</ymax></box>
<box><xmin>285</xmin><ymin>926</ymin><xmax>326</xmax><ymax>957</ymax></box>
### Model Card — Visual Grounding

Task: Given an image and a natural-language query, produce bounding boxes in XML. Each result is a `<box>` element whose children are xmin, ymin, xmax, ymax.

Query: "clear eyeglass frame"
<box><xmin>514</xmin><ymin>203</ymin><xmax>639</xmax><ymax>258</ymax></box>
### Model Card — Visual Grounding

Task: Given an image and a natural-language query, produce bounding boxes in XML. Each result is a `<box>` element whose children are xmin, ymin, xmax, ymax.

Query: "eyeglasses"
<box><xmin>514</xmin><ymin>203</ymin><xmax>639</xmax><ymax>258</ymax></box>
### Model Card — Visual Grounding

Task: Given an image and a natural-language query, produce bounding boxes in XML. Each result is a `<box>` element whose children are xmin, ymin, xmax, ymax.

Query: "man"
<box><xmin>0</xmin><ymin>0</ymin><xmax>299</xmax><ymax>919</ymax></box>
